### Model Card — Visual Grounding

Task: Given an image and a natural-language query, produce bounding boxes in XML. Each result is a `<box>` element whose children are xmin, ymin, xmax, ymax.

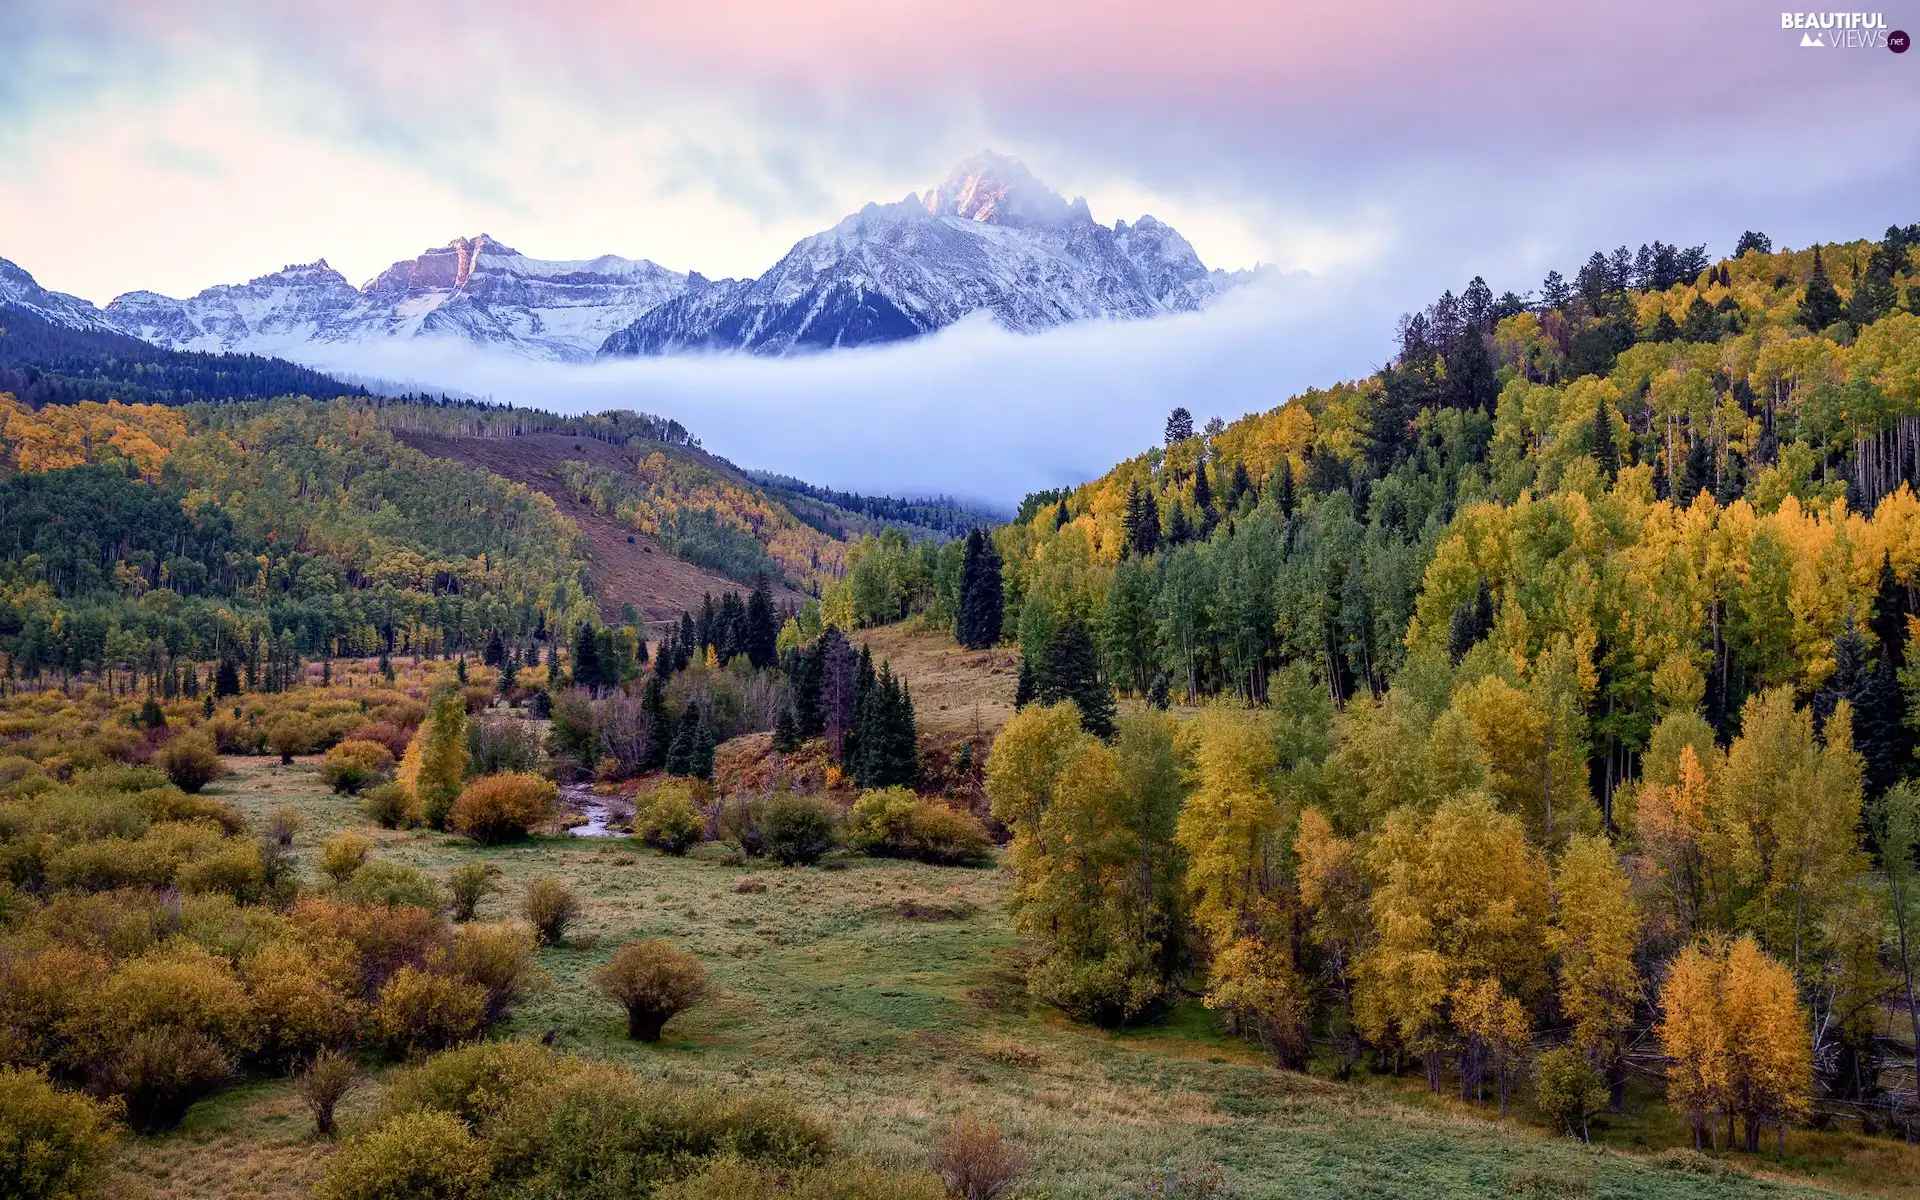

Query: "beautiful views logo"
<box><xmin>1780</xmin><ymin>11</ymin><xmax>1906</xmax><ymax>49</ymax></box>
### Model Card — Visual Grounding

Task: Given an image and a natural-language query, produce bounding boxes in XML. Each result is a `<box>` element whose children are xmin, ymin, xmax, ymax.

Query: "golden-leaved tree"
<box><xmin>1656</xmin><ymin>935</ymin><xmax>1812</xmax><ymax>1152</ymax></box>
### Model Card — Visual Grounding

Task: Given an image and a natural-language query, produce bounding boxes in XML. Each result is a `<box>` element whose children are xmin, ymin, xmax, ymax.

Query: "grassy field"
<box><xmin>97</xmin><ymin>750</ymin><xmax>1920</xmax><ymax>1200</ymax></box>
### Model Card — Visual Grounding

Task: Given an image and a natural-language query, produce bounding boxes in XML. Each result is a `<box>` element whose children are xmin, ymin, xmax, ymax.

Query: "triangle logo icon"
<box><xmin>1800</xmin><ymin>31</ymin><xmax>1825</xmax><ymax>46</ymax></box>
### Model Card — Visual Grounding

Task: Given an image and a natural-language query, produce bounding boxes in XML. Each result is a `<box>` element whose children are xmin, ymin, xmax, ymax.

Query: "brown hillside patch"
<box><xmin>855</xmin><ymin>624</ymin><xmax>1018</xmax><ymax>736</ymax></box>
<box><xmin>395</xmin><ymin>430</ymin><xmax>805</xmax><ymax>625</ymax></box>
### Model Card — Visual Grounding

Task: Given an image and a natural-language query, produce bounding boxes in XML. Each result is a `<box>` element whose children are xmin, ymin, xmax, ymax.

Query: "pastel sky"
<box><xmin>2</xmin><ymin>0</ymin><xmax>1916</xmax><ymax>500</ymax></box>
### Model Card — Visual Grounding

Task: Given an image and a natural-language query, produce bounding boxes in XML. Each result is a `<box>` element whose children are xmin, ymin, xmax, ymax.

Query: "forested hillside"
<box><xmin>0</xmin><ymin>304</ymin><xmax>365</xmax><ymax>407</ymax></box>
<box><xmin>844</xmin><ymin>223</ymin><xmax>1920</xmax><ymax>1145</ymax></box>
<box><xmin>0</xmin><ymin>396</ymin><xmax>595</xmax><ymax>683</ymax></box>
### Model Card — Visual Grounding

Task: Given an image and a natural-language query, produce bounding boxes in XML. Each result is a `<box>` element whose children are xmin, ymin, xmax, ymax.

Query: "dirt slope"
<box><xmin>396</xmin><ymin>430</ymin><xmax>805</xmax><ymax>626</ymax></box>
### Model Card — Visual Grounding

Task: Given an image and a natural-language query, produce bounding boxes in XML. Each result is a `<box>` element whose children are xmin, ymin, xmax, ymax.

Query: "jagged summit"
<box><xmin>922</xmin><ymin>151</ymin><xmax>1079</xmax><ymax>227</ymax></box>
<box><xmin>3</xmin><ymin>154</ymin><xmax>1249</xmax><ymax>363</ymax></box>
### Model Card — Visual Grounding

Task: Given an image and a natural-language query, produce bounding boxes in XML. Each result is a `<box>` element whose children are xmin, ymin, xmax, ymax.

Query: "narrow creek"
<box><xmin>562</xmin><ymin>783</ymin><xmax>631</xmax><ymax>838</ymax></box>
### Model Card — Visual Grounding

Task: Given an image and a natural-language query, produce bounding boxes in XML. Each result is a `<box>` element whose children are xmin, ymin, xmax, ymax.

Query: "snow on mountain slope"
<box><xmin>5</xmin><ymin>152</ymin><xmax>1249</xmax><ymax>364</ymax></box>
<box><xmin>105</xmin><ymin>236</ymin><xmax>688</xmax><ymax>363</ymax></box>
<box><xmin>0</xmin><ymin>259</ymin><xmax>120</xmax><ymax>332</ymax></box>
<box><xmin>599</xmin><ymin>152</ymin><xmax>1242</xmax><ymax>357</ymax></box>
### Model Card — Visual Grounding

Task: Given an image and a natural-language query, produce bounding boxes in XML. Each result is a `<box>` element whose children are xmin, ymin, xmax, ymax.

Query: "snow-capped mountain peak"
<box><xmin>4</xmin><ymin>152</ymin><xmax>1250</xmax><ymax>365</ymax></box>
<box><xmin>922</xmin><ymin>151</ymin><xmax>1078</xmax><ymax>227</ymax></box>
<box><xmin>599</xmin><ymin>152</ymin><xmax>1243</xmax><ymax>357</ymax></box>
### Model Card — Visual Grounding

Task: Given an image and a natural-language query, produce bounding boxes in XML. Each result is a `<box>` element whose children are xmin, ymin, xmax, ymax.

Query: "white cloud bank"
<box><xmin>294</xmin><ymin>274</ymin><xmax>1387</xmax><ymax>508</ymax></box>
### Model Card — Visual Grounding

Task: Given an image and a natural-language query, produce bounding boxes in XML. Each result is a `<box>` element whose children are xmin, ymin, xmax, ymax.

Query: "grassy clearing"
<box><xmin>107</xmin><ymin>754</ymin><xmax>1914</xmax><ymax>1200</ymax></box>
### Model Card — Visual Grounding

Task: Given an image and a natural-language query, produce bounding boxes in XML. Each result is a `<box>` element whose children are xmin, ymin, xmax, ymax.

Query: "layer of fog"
<box><xmin>300</xmin><ymin>273</ymin><xmax>1389</xmax><ymax>508</ymax></box>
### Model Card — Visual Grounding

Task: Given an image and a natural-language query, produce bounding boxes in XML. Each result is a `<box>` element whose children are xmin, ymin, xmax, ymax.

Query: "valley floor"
<box><xmin>105</xmin><ymin>754</ymin><xmax>1920</xmax><ymax>1200</ymax></box>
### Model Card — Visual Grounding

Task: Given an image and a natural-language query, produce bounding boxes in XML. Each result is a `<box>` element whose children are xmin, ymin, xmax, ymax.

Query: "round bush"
<box><xmin>267</xmin><ymin>714</ymin><xmax>319</xmax><ymax>765</ymax></box>
<box><xmin>759</xmin><ymin>793</ymin><xmax>838</xmax><ymax>866</ymax></box>
<box><xmin>635</xmin><ymin>783</ymin><xmax>704</xmax><ymax>856</ymax></box>
<box><xmin>449</xmin><ymin>773</ymin><xmax>557</xmax><ymax>844</ymax></box>
<box><xmin>372</xmin><ymin>967</ymin><xmax>487</xmax><ymax>1059</ymax></box>
<box><xmin>321</xmin><ymin>740</ymin><xmax>396</xmax><ymax>795</ymax></box>
<box><xmin>519</xmin><ymin>878</ymin><xmax>578</xmax><ymax>947</ymax></box>
<box><xmin>345</xmin><ymin>861</ymin><xmax>445</xmax><ymax>913</ymax></box>
<box><xmin>593</xmin><ymin>939</ymin><xmax>710</xmax><ymax>1042</ymax></box>
<box><xmin>363</xmin><ymin>782</ymin><xmax>417</xmax><ymax>829</ymax></box>
<box><xmin>155</xmin><ymin>736</ymin><xmax>224</xmax><ymax>794</ymax></box>
<box><xmin>376</xmin><ymin>1040</ymin><xmax>557</xmax><ymax>1127</ymax></box>
<box><xmin>318</xmin><ymin>832</ymin><xmax>373</xmax><ymax>887</ymax></box>
<box><xmin>319</xmin><ymin>1110</ymin><xmax>490</xmax><ymax>1200</ymax></box>
<box><xmin>93</xmin><ymin>1027</ymin><xmax>234</xmax><ymax>1133</ymax></box>
<box><xmin>449</xmin><ymin>922</ymin><xmax>541</xmax><ymax>1024</ymax></box>
<box><xmin>0</xmin><ymin>1066</ymin><xmax>119</xmax><ymax>1200</ymax></box>
<box><xmin>845</xmin><ymin>788</ymin><xmax>991</xmax><ymax>865</ymax></box>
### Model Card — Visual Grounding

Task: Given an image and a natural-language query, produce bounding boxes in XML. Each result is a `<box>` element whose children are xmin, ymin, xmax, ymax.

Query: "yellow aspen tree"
<box><xmin>1296</xmin><ymin>805</ymin><xmax>1370</xmax><ymax>1077</ymax></box>
<box><xmin>406</xmin><ymin>683</ymin><xmax>470</xmax><ymax>830</ymax></box>
<box><xmin>1719</xmin><ymin>936</ymin><xmax>1813</xmax><ymax>1153</ymax></box>
<box><xmin>1656</xmin><ymin>941</ymin><xmax>1730</xmax><ymax>1150</ymax></box>
<box><xmin>1355</xmin><ymin>793</ymin><xmax>1550</xmax><ymax>1091</ymax></box>
<box><xmin>1548</xmin><ymin>834</ymin><xmax>1642</xmax><ymax>1106</ymax></box>
<box><xmin>1452</xmin><ymin>977</ymin><xmax>1532</xmax><ymax>1113</ymax></box>
<box><xmin>1178</xmin><ymin>707</ymin><xmax>1308</xmax><ymax>1065</ymax></box>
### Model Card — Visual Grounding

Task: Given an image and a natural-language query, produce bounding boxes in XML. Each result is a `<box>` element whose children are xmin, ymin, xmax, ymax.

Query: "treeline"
<box><xmin>747</xmin><ymin>470</ymin><xmax>1004</xmax><ymax>538</ymax></box>
<box><xmin>369</xmin><ymin>395</ymin><xmax>697</xmax><ymax>447</ymax></box>
<box><xmin>0</xmin><ymin>304</ymin><xmax>364</xmax><ymax>407</ymax></box>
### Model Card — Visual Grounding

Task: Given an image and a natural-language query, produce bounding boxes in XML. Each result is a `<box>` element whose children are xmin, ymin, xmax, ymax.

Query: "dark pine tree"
<box><xmin>1036</xmin><ymin>615</ymin><xmax>1117</xmax><ymax>738</ymax></box>
<box><xmin>772</xmin><ymin>703</ymin><xmax>802</xmax><ymax>753</ymax></box>
<box><xmin>666</xmin><ymin>702</ymin><xmax>702</xmax><ymax>777</ymax></box>
<box><xmin>640</xmin><ymin>675</ymin><xmax>672</xmax><ymax>771</ymax></box>
<box><xmin>1014</xmin><ymin>655</ymin><xmax>1037</xmax><ymax>708</ymax></box>
<box><xmin>1871</xmin><ymin>551</ymin><xmax>1910</xmax><ymax>671</ymax></box>
<box><xmin>483</xmin><ymin>631</ymin><xmax>506</xmax><ymax>668</ymax></box>
<box><xmin>215</xmin><ymin>659</ymin><xmax>241</xmax><ymax>698</ymax></box>
<box><xmin>1678</xmin><ymin>435</ymin><xmax>1712</xmax><ymax>507</ymax></box>
<box><xmin>677</xmin><ymin>612</ymin><xmax>697</xmax><ymax>669</ymax></box>
<box><xmin>956</xmin><ymin>527</ymin><xmax>1004</xmax><ymax>649</ymax></box>
<box><xmin>1448</xmin><ymin>579</ymin><xmax>1495</xmax><ymax>664</ymax></box>
<box><xmin>1165</xmin><ymin>501</ymin><xmax>1193</xmax><ymax>547</ymax></box>
<box><xmin>745</xmin><ymin>575</ymin><xmax>780</xmax><ymax>669</ymax></box>
<box><xmin>1592</xmin><ymin>393</ymin><xmax>1618</xmax><ymax>479</ymax></box>
<box><xmin>571</xmin><ymin>622</ymin><xmax>602</xmax><ymax>689</ymax></box>
<box><xmin>1815</xmin><ymin>620</ymin><xmax>1903</xmax><ymax>798</ymax></box>
<box><xmin>1193</xmin><ymin>461</ymin><xmax>1218</xmax><ymax>538</ymax></box>
<box><xmin>1165</xmin><ymin>407</ymin><xmax>1194</xmax><ymax>445</ymax></box>
<box><xmin>1274</xmin><ymin>459</ymin><xmax>1297</xmax><ymax>519</ymax></box>
<box><xmin>1053</xmin><ymin>498</ymin><xmax>1070</xmax><ymax>530</ymax></box>
<box><xmin>1798</xmin><ymin>247</ymin><xmax>1844</xmax><ymax>331</ymax></box>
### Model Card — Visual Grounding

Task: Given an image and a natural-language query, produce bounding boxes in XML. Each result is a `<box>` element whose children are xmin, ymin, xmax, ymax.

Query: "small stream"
<box><xmin>562</xmin><ymin>783</ymin><xmax>632</xmax><ymax>838</ymax></box>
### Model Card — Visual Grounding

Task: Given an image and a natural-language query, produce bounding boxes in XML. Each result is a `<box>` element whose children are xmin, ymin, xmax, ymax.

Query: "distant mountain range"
<box><xmin>0</xmin><ymin>153</ymin><xmax>1254</xmax><ymax>363</ymax></box>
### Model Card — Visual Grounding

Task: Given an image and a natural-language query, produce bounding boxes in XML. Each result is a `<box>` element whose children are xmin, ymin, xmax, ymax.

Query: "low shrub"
<box><xmin>467</xmin><ymin>718</ymin><xmax>543</xmax><ymax>776</ymax></box>
<box><xmin>155</xmin><ymin>736</ymin><xmax>224</xmax><ymax>794</ymax></box>
<box><xmin>450</xmin><ymin>922</ymin><xmax>542</xmax><ymax>1024</ymax></box>
<box><xmin>1535</xmin><ymin>1046</ymin><xmax>1606</xmax><ymax>1142</ymax></box>
<box><xmin>718</xmin><ymin>797</ymin><xmax>768</xmax><ymax>858</ymax></box>
<box><xmin>845</xmin><ymin>788</ymin><xmax>991</xmax><ymax>866</ymax></box>
<box><xmin>318</xmin><ymin>832</ymin><xmax>373</xmax><ymax>886</ymax></box>
<box><xmin>932</xmin><ymin>1117</ymin><xmax>1030</xmax><ymax>1200</ymax></box>
<box><xmin>321</xmin><ymin>740</ymin><xmax>396</xmax><ymax>795</ymax></box>
<box><xmin>449</xmin><ymin>773</ymin><xmax>558</xmax><ymax>844</ymax></box>
<box><xmin>346</xmin><ymin>721</ymin><xmax>413</xmax><ymax>760</ymax></box>
<box><xmin>372</xmin><ymin>967</ymin><xmax>487</xmax><ymax>1058</ymax></box>
<box><xmin>263</xmin><ymin>803</ymin><xmax>303</xmax><ymax>847</ymax></box>
<box><xmin>376</xmin><ymin>1040</ymin><xmax>557</xmax><ymax>1127</ymax></box>
<box><xmin>319</xmin><ymin>1109</ymin><xmax>491</xmax><ymax>1200</ymax></box>
<box><xmin>758</xmin><ymin>793</ymin><xmax>838</xmax><ymax>866</ymax></box>
<box><xmin>0</xmin><ymin>1066</ymin><xmax>119</xmax><ymax>1200</ymax></box>
<box><xmin>593</xmin><ymin>939</ymin><xmax>710</xmax><ymax>1042</ymax></box>
<box><xmin>520</xmin><ymin>878</ymin><xmax>578</xmax><ymax>947</ymax></box>
<box><xmin>635</xmin><ymin>782</ymin><xmax>704</xmax><ymax>855</ymax></box>
<box><xmin>447</xmin><ymin>861</ymin><xmax>499</xmax><ymax>922</ymax></box>
<box><xmin>363</xmin><ymin>782</ymin><xmax>416</xmax><ymax>829</ymax></box>
<box><xmin>241</xmin><ymin>941</ymin><xmax>361</xmax><ymax>1066</ymax></box>
<box><xmin>92</xmin><ymin>1026</ymin><xmax>233</xmax><ymax>1132</ymax></box>
<box><xmin>267</xmin><ymin>714</ymin><xmax>319</xmax><ymax>765</ymax></box>
<box><xmin>345</xmin><ymin>861</ymin><xmax>444</xmax><ymax>913</ymax></box>
<box><xmin>296</xmin><ymin>1048</ymin><xmax>359</xmax><ymax>1137</ymax></box>
<box><xmin>1026</xmin><ymin>945</ymin><xmax>1170</xmax><ymax>1028</ymax></box>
